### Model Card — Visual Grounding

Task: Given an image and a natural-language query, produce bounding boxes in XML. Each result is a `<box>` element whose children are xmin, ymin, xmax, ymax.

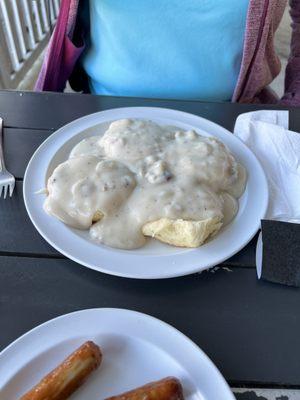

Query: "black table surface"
<box><xmin>1</xmin><ymin>90</ymin><xmax>300</xmax><ymax>392</ymax></box>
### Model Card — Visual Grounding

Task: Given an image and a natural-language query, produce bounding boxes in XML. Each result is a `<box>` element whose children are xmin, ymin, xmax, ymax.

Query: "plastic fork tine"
<box><xmin>0</xmin><ymin>185</ymin><xmax>3</xmax><ymax>198</ymax></box>
<box><xmin>9</xmin><ymin>181</ymin><xmax>15</xmax><ymax>197</ymax></box>
<box><xmin>3</xmin><ymin>184</ymin><xmax>8</xmax><ymax>199</ymax></box>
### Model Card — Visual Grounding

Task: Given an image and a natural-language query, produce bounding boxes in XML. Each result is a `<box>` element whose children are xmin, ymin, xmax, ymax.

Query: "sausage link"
<box><xmin>105</xmin><ymin>377</ymin><xmax>184</xmax><ymax>400</ymax></box>
<box><xmin>20</xmin><ymin>341</ymin><xmax>102</xmax><ymax>400</ymax></box>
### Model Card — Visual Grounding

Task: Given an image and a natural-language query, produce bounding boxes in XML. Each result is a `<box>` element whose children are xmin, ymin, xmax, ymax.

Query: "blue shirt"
<box><xmin>81</xmin><ymin>0</ymin><xmax>249</xmax><ymax>101</ymax></box>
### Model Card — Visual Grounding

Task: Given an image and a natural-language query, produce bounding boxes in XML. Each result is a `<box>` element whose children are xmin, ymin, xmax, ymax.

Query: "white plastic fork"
<box><xmin>0</xmin><ymin>118</ymin><xmax>15</xmax><ymax>198</ymax></box>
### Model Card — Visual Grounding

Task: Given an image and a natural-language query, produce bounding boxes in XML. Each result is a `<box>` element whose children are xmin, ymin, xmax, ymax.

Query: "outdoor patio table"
<box><xmin>0</xmin><ymin>90</ymin><xmax>300</xmax><ymax>400</ymax></box>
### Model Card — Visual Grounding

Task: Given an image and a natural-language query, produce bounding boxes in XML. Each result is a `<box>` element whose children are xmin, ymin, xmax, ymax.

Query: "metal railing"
<box><xmin>0</xmin><ymin>0</ymin><xmax>60</xmax><ymax>89</ymax></box>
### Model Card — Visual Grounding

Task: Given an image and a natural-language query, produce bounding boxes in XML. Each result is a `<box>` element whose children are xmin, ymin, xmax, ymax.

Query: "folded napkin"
<box><xmin>234</xmin><ymin>110</ymin><xmax>300</xmax><ymax>286</ymax></box>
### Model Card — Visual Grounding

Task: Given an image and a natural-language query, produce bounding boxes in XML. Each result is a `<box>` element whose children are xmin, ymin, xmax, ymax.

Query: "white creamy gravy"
<box><xmin>44</xmin><ymin>119</ymin><xmax>247</xmax><ymax>249</ymax></box>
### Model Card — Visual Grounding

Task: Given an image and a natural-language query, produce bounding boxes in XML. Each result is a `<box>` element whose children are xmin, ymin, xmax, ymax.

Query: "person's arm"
<box><xmin>280</xmin><ymin>0</ymin><xmax>300</xmax><ymax>106</ymax></box>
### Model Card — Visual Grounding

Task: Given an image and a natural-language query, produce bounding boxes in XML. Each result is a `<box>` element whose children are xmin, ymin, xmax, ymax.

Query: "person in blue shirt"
<box><xmin>37</xmin><ymin>1</ymin><xmax>300</xmax><ymax>105</ymax></box>
<box><xmin>80</xmin><ymin>0</ymin><xmax>249</xmax><ymax>101</ymax></box>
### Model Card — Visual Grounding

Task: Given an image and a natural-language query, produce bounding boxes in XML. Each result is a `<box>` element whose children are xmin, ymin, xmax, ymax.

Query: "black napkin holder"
<box><xmin>261</xmin><ymin>220</ymin><xmax>300</xmax><ymax>287</ymax></box>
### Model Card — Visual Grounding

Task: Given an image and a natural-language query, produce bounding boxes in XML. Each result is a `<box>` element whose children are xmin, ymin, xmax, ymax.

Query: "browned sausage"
<box><xmin>105</xmin><ymin>377</ymin><xmax>184</xmax><ymax>400</ymax></box>
<box><xmin>19</xmin><ymin>341</ymin><xmax>102</xmax><ymax>400</ymax></box>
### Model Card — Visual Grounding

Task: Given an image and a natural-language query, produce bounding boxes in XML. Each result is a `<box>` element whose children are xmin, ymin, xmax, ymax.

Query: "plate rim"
<box><xmin>23</xmin><ymin>106</ymin><xmax>269</xmax><ymax>279</ymax></box>
<box><xmin>0</xmin><ymin>308</ymin><xmax>236</xmax><ymax>400</ymax></box>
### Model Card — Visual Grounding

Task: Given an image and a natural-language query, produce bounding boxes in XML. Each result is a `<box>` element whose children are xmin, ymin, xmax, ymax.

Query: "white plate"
<box><xmin>23</xmin><ymin>107</ymin><xmax>268</xmax><ymax>279</ymax></box>
<box><xmin>0</xmin><ymin>308</ymin><xmax>235</xmax><ymax>400</ymax></box>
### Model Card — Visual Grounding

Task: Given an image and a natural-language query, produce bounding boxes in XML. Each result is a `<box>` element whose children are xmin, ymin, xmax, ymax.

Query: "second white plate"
<box><xmin>0</xmin><ymin>308</ymin><xmax>235</xmax><ymax>400</ymax></box>
<box><xmin>23</xmin><ymin>107</ymin><xmax>268</xmax><ymax>278</ymax></box>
